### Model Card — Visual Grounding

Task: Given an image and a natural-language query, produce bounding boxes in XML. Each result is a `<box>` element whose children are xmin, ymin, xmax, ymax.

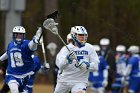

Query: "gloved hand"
<box><xmin>39</xmin><ymin>36</ymin><xmax>43</xmax><ymax>44</ymax></box>
<box><xmin>33</xmin><ymin>27</ymin><xmax>42</xmax><ymax>44</ymax></box>
<box><xmin>102</xmin><ymin>79</ymin><xmax>108</xmax><ymax>87</ymax></box>
<box><xmin>66</xmin><ymin>51</ymin><xmax>76</xmax><ymax>64</ymax></box>
<box><xmin>41</xmin><ymin>62</ymin><xmax>50</xmax><ymax>72</ymax></box>
<box><xmin>121</xmin><ymin>76</ymin><xmax>126</xmax><ymax>85</ymax></box>
<box><xmin>77</xmin><ymin>60</ymin><xmax>90</xmax><ymax>70</ymax></box>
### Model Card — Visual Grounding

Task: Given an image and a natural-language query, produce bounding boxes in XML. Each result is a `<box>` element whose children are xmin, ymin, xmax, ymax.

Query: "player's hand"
<box><xmin>77</xmin><ymin>60</ymin><xmax>90</xmax><ymax>70</ymax></box>
<box><xmin>102</xmin><ymin>79</ymin><xmax>108</xmax><ymax>87</ymax></box>
<box><xmin>121</xmin><ymin>76</ymin><xmax>126</xmax><ymax>85</ymax></box>
<box><xmin>33</xmin><ymin>27</ymin><xmax>42</xmax><ymax>44</ymax></box>
<box><xmin>43</xmin><ymin>63</ymin><xmax>50</xmax><ymax>71</ymax></box>
<box><xmin>40</xmin><ymin>63</ymin><xmax>50</xmax><ymax>73</ymax></box>
<box><xmin>66</xmin><ymin>51</ymin><xmax>76</xmax><ymax>64</ymax></box>
<box><xmin>39</xmin><ymin>36</ymin><xmax>43</xmax><ymax>45</ymax></box>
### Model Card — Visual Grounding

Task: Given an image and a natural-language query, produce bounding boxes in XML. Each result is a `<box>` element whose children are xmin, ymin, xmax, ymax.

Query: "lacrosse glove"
<box><xmin>66</xmin><ymin>51</ymin><xmax>76</xmax><ymax>64</ymax></box>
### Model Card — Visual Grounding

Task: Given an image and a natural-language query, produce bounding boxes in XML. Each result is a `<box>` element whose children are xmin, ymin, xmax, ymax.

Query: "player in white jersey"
<box><xmin>0</xmin><ymin>26</ymin><xmax>45</xmax><ymax>93</ymax></box>
<box><xmin>54</xmin><ymin>26</ymin><xmax>99</xmax><ymax>93</ymax></box>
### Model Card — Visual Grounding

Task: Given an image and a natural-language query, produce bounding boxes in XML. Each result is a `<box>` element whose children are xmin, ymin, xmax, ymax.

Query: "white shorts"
<box><xmin>54</xmin><ymin>82</ymin><xmax>87</xmax><ymax>93</ymax></box>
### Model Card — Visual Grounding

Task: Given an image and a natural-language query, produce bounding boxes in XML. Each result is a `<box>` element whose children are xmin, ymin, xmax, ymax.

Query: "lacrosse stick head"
<box><xmin>43</xmin><ymin>18</ymin><xmax>58</xmax><ymax>35</ymax></box>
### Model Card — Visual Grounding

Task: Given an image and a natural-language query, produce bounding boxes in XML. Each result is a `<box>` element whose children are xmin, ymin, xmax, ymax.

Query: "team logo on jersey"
<box><xmin>75</xmin><ymin>50</ymin><xmax>88</xmax><ymax>55</ymax></box>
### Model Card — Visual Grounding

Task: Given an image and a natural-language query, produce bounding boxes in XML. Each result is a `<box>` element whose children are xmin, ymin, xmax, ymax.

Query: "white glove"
<box><xmin>102</xmin><ymin>79</ymin><xmax>108</xmax><ymax>87</ymax></box>
<box><xmin>77</xmin><ymin>60</ymin><xmax>90</xmax><ymax>70</ymax></box>
<box><xmin>33</xmin><ymin>27</ymin><xmax>42</xmax><ymax>44</ymax></box>
<box><xmin>43</xmin><ymin>18</ymin><xmax>58</xmax><ymax>35</ymax></box>
<box><xmin>44</xmin><ymin>62</ymin><xmax>50</xmax><ymax>69</ymax></box>
<box><xmin>66</xmin><ymin>51</ymin><xmax>76</xmax><ymax>64</ymax></box>
<box><xmin>121</xmin><ymin>77</ymin><xmax>126</xmax><ymax>85</ymax></box>
<box><xmin>39</xmin><ymin>36</ymin><xmax>43</xmax><ymax>44</ymax></box>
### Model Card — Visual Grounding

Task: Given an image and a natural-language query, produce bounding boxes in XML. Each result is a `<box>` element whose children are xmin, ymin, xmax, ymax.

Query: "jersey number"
<box><xmin>10</xmin><ymin>52</ymin><xmax>24</xmax><ymax>68</ymax></box>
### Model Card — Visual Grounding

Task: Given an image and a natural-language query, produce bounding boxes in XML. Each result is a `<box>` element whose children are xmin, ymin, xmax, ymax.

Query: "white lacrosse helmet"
<box><xmin>13</xmin><ymin>26</ymin><xmax>26</xmax><ymax>44</ymax></box>
<box><xmin>116</xmin><ymin>45</ymin><xmax>126</xmax><ymax>52</ymax></box>
<box><xmin>93</xmin><ymin>45</ymin><xmax>101</xmax><ymax>52</ymax></box>
<box><xmin>127</xmin><ymin>45</ymin><xmax>139</xmax><ymax>54</ymax></box>
<box><xmin>100</xmin><ymin>38</ymin><xmax>110</xmax><ymax>45</ymax></box>
<box><xmin>70</xmin><ymin>26</ymin><xmax>88</xmax><ymax>47</ymax></box>
<box><xmin>67</xmin><ymin>33</ymin><xmax>72</xmax><ymax>44</ymax></box>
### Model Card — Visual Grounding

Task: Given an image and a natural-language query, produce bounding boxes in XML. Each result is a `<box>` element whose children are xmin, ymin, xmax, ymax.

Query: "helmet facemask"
<box><xmin>13</xmin><ymin>33</ymin><xmax>25</xmax><ymax>44</ymax></box>
<box><xmin>75</xmin><ymin>33</ymin><xmax>88</xmax><ymax>44</ymax></box>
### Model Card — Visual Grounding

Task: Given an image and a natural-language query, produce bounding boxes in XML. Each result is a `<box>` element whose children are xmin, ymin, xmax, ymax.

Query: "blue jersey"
<box><xmin>6</xmin><ymin>40</ymin><xmax>34</xmax><ymax>75</ymax></box>
<box><xmin>128</xmin><ymin>54</ymin><xmax>140</xmax><ymax>77</ymax></box>
<box><xmin>89</xmin><ymin>56</ymin><xmax>108</xmax><ymax>82</ymax></box>
<box><xmin>115</xmin><ymin>54</ymin><xmax>127</xmax><ymax>79</ymax></box>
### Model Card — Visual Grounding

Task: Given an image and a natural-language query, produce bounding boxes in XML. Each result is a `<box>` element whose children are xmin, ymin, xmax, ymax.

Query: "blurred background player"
<box><xmin>88</xmin><ymin>45</ymin><xmax>109</xmax><ymax>93</ymax></box>
<box><xmin>99</xmin><ymin>38</ymin><xmax>116</xmax><ymax>93</ymax></box>
<box><xmin>123</xmin><ymin>45</ymin><xmax>140</xmax><ymax>93</ymax></box>
<box><xmin>111</xmin><ymin>45</ymin><xmax>127</xmax><ymax>93</ymax></box>
<box><xmin>0</xmin><ymin>59</ymin><xmax>10</xmax><ymax>93</ymax></box>
<box><xmin>54</xmin><ymin>26</ymin><xmax>99</xmax><ymax>93</ymax></box>
<box><xmin>0</xmin><ymin>26</ymin><xmax>43</xmax><ymax>93</ymax></box>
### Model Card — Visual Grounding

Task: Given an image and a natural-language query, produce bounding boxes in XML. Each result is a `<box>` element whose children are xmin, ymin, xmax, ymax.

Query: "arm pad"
<box><xmin>0</xmin><ymin>52</ymin><xmax>8</xmax><ymax>61</ymax></box>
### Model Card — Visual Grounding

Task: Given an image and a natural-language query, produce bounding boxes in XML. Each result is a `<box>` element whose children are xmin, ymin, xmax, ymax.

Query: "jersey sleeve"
<box><xmin>88</xmin><ymin>46</ymin><xmax>100</xmax><ymax>71</ymax></box>
<box><xmin>55</xmin><ymin>46</ymin><xmax>69</xmax><ymax>70</ymax></box>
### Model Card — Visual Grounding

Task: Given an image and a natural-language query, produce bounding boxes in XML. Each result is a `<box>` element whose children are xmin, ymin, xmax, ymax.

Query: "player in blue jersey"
<box><xmin>123</xmin><ymin>45</ymin><xmax>140</xmax><ymax>93</ymax></box>
<box><xmin>88</xmin><ymin>45</ymin><xmax>109</xmax><ymax>93</ymax></box>
<box><xmin>111</xmin><ymin>45</ymin><xmax>127</xmax><ymax>93</ymax></box>
<box><xmin>0</xmin><ymin>26</ymin><xmax>43</xmax><ymax>93</ymax></box>
<box><xmin>99</xmin><ymin>38</ymin><xmax>116</xmax><ymax>93</ymax></box>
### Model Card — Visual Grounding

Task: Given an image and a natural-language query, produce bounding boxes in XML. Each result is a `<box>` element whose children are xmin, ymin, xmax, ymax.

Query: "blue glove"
<box><xmin>77</xmin><ymin>61</ymin><xmax>90</xmax><ymax>69</ymax></box>
<box><xmin>66</xmin><ymin>51</ymin><xmax>75</xmax><ymax>64</ymax></box>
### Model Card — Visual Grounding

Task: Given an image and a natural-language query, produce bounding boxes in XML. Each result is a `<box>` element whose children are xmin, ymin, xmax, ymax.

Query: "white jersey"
<box><xmin>56</xmin><ymin>43</ymin><xmax>99</xmax><ymax>83</ymax></box>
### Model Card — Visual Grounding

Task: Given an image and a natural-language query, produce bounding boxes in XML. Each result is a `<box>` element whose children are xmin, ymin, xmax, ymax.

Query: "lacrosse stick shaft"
<box><xmin>41</xmin><ymin>37</ymin><xmax>47</xmax><ymax>64</ymax></box>
<box><xmin>57</xmin><ymin>33</ymin><xmax>79</xmax><ymax>65</ymax></box>
<box><xmin>57</xmin><ymin>33</ymin><xmax>71</xmax><ymax>52</ymax></box>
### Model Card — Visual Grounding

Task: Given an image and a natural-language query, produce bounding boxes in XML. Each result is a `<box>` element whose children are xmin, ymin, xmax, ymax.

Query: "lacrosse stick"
<box><xmin>40</xmin><ymin>36</ymin><xmax>50</xmax><ymax>69</ymax></box>
<box><xmin>38</xmin><ymin>11</ymin><xmax>59</xmax><ymax>42</ymax></box>
<box><xmin>43</xmin><ymin>18</ymin><xmax>80</xmax><ymax>67</ymax></box>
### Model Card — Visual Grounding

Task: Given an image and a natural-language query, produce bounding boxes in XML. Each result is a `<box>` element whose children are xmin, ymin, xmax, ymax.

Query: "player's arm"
<box><xmin>88</xmin><ymin>50</ymin><xmax>99</xmax><ymax>71</ymax></box>
<box><xmin>0</xmin><ymin>52</ymin><xmax>8</xmax><ymax>62</ymax></box>
<box><xmin>28</xmin><ymin>27</ymin><xmax>42</xmax><ymax>51</ymax></box>
<box><xmin>100</xmin><ymin>56</ymin><xmax>109</xmax><ymax>87</ymax></box>
<box><xmin>56</xmin><ymin>46</ymin><xmax>70</xmax><ymax>70</ymax></box>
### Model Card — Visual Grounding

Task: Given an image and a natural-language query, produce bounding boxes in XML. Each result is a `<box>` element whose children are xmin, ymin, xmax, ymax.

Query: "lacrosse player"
<box><xmin>88</xmin><ymin>45</ymin><xmax>109</xmax><ymax>93</ymax></box>
<box><xmin>54</xmin><ymin>26</ymin><xmax>99</xmax><ymax>93</ymax></box>
<box><xmin>123</xmin><ymin>45</ymin><xmax>140</xmax><ymax>93</ymax></box>
<box><xmin>99</xmin><ymin>38</ymin><xmax>116</xmax><ymax>93</ymax></box>
<box><xmin>0</xmin><ymin>59</ymin><xmax>10</xmax><ymax>93</ymax></box>
<box><xmin>0</xmin><ymin>26</ymin><xmax>43</xmax><ymax>93</ymax></box>
<box><xmin>111</xmin><ymin>45</ymin><xmax>127</xmax><ymax>93</ymax></box>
